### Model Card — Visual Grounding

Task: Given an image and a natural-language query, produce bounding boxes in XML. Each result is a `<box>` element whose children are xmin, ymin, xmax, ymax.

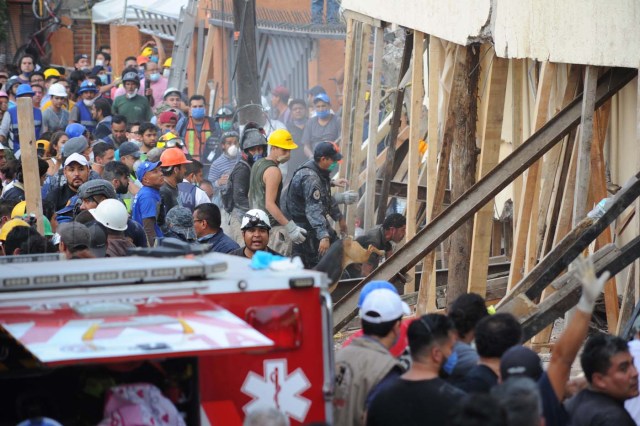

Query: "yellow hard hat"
<box><xmin>163</xmin><ymin>57</ymin><xmax>172</xmax><ymax>68</ymax></box>
<box><xmin>267</xmin><ymin>129</ymin><xmax>298</xmax><ymax>150</ymax></box>
<box><xmin>11</xmin><ymin>201</ymin><xmax>27</xmax><ymax>218</ymax></box>
<box><xmin>43</xmin><ymin>68</ymin><xmax>61</xmax><ymax>79</ymax></box>
<box><xmin>0</xmin><ymin>218</ymin><xmax>29</xmax><ymax>241</ymax></box>
<box><xmin>141</xmin><ymin>47</ymin><xmax>154</xmax><ymax>57</ymax></box>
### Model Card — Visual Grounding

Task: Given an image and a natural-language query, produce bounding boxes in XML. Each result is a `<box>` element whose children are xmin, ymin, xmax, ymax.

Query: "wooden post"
<box><xmin>467</xmin><ymin>53</ymin><xmax>508</xmax><ymax>297</ymax></box>
<box><xmin>17</xmin><ymin>98</ymin><xmax>44</xmax><ymax>235</ymax></box>
<box><xmin>196</xmin><ymin>25</ymin><xmax>216</xmax><ymax>99</ymax></box>
<box><xmin>338</xmin><ymin>18</ymin><xmax>356</xmax><ymax>180</ymax></box>
<box><xmin>346</xmin><ymin>23</ymin><xmax>372</xmax><ymax>233</ymax></box>
<box><xmin>511</xmin><ymin>59</ymin><xmax>525</xmax><ymax>223</ymax></box>
<box><xmin>404</xmin><ymin>31</ymin><xmax>425</xmax><ymax>293</ymax></box>
<box><xmin>364</xmin><ymin>27</ymin><xmax>385</xmax><ymax>230</ymax></box>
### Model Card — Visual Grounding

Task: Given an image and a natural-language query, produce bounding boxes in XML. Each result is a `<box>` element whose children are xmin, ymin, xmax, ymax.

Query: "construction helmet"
<box><xmin>241</xmin><ymin>127</ymin><xmax>268</xmax><ymax>151</ymax></box>
<box><xmin>241</xmin><ymin>209</ymin><xmax>271</xmax><ymax>231</ymax></box>
<box><xmin>160</xmin><ymin>147</ymin><xmax>192</xmax><ymax>167</ymax></box>
<box><xmin>78</xmin><ymin>80</ymin><xmax>99</xmax><ymax>94</ymax></box>
<box><xmin>89</xmin><ymin>198</ymin><xmax>128</xmax><ymax>231</ymax></box>
<box><xmin>47</xmin><ymin>82</ymin><xmax>68</xmax><ymax>97</ymax></box>
<box><xmin>215</xmin><ymin>105</ymin><xmax>234</xmax><ymax>119</ymax></box>
<box><xmin>11</xmin><ymin>201</ymin><xmax>27</xmax><ymax>218</ymax></box>
<box><xmin>15</xmin><ymin>84</ymin><xmax>34</xmax><ymax>98</ymax></box>
<box><xmin>141</xmin><ymin>47</ymin><xmax>154</xmax><ymax>57</ymax></box>
<box><xmin>0</xmin><ymin>218</ymin><xmax>29</xmax><ymax>241</ymax></box>
<box><xmin>122</xmin><ymin>71</ymin><xmax>140</xmax><ymax>85</ymax></box>
<box><xmin>77</xmin><ymin>179</ymin><xmax>117</xmax><ymax>200</ymax></box>
<box><xmin>268</xmin><ymin>129</ymin><xmax>298</xmax><ymax>150</ymax></box>
<box><xmin>163</xmin><ymin>57</ymin><xmax>172</xmax><ymax>68</ymax></box>
<box><xmin>44</xmin><ymin>68</ymin><xmax>61</xmax><ymax>80</ymax></box>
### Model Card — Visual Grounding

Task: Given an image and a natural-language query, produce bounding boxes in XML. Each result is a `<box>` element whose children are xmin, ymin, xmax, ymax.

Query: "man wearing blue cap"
<box><xmin>132</xmin><ymin>160</ymin><xmax>166</xmax><ymax>246</ymax></box>
<box><xmin>69</xmin><ymin>80</ymin><xmax>99</xmax><ymax>133</ymax></box>
<box><xmin>0</xmin><ymin>83</ymin><xmax>42</xmax><ymax>151</ymax></box>
<box><xmin>301</xmin><ymin>92</ymin><xmax>340</xmax><ymax>158</ymax></box>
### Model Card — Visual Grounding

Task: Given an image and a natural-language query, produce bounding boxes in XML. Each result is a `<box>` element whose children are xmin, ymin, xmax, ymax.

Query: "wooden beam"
<box><xmin>342</xmin><ymin>9</ymin><xmax>382</xmax><ymax>27</ymax></box>
<box><xmin>17</xmin><ymin>98</ymin><xmax>43</xmax><ymax>235</ymax></box>
<box><xmin>364</xmin><ymin>26</ymin><xmax>385</xmax><ymax>229</ymax></box>
<box><xmin>333</xmin><ymin>68</ymin><xmax>636</xmax><ymax>332</ymax></box>
<box><xmin>338</xmin><ymin>18</ymin><xmax>356</xmax><ymax>179</ymax></box>
<box><xmin>617</xmin><ymin>264</ymin><xmax>635</xmax><ymax>335</ymax></box>
<box><xmin>404</xmin><ymin>30</ymin><xmax>425</xmax><ymax>293</ymax></box>
<box><xmin>511</xmin><ymin>59</ymin><xmax>525</xmax><ymax>223</ymax></box>
<box><xmin>196</xmin><ymin>25</ymin><xmax>216</xmax><ymax>100</ymax></box>
<box><xmin>468</xmin><ymin>53</ymin><xmax>508</xmax><ymax>297</ymax></box>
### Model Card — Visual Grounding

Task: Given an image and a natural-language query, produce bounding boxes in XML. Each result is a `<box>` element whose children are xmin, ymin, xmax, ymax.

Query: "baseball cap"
<box><xmin>136</xmin><ymin>160</ymin><xmax>162</xmax><ymax>181</ymax></box>
<box><xmin>314</xmin><ymin>141</ymin><xmax>342</xmax><ymax>161</ymax></box>
<box><xmin>359</xmin><ymin>288</ymin><xmax>410</xmax><ymax>324</ymax></box>
<box><xmin>64</xmin><ymin>152</ymin><xmax>90</xmax><ymax>167</ymax></box>
<box><xmin>358</xmin><ymin>280</ymin><xmax>398</xmax><ymax>308</ymax></box>
<box><xmin>500</xmin><ymin>345</ymin><xmax>544</xmax><ymax>381</ymax></box>
<box><xmin>57</xmin><ymin>222</ymin><xmax>90</xmax><ymax>251</ymax></box>
<box><xmin>62</xmin><ymin>136</ymin><xmax>89</xmax><ymax>157</ymax></box>
<box><xmin>0</xmin><ymin>218</ymin><xmax>29</xmax><ymax>241</ymax></box>
<box><xmin>65</xmin><ymin>123</ymin><xmax>87</xmax><ymax>138</ymax></box>
<box><xmin>271</xmin><ymin>85</ymin><xmax>290</xmax><ymax>98</ymax></box>
<box><xmin>86</xmin><ymin>222</ymin><xmax>107</xmax><ymax>257</ymax></box>
<box><xmin>166</xmin><ymin>206</ymin><xmax>196</xmax><ymax>241</ymax></box>
<box><xmin>119</xmin><ymin>141</ymin><xmax>141</xmax><ymax>159</ymax></box>
<box><xmin>313</xmin><ymin>92</ymin><xmax>331</xmax><ymax>104</ymax></box>
<box><xmin>163</xmin><ymin>87</ymin><xmax>181</xmax><ymax>99</ymax></box>
<box><xmin>74</xmin><ymin>53</ymin><xmax>89</xmax><ymax>63</ymax></box>
<box><xmin>158</xmin><ymin>111</ymin><xmax>178</xmax><ymax>124</ymax></box>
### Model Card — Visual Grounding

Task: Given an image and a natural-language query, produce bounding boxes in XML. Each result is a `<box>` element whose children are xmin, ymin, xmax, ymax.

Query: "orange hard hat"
<box><xmin>160</xmin><ymin>147</ymin><xmax>192</xmax><ymax>167</ymax></box>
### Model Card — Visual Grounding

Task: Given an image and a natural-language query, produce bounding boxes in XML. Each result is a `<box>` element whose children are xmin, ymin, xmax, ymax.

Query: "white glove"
<box><xmin>572</xmin><ymin>255</ymin><xmax>610</xmax><ymax>313</ymax></box>
<box><xmin>335</xmin><ymin>190</ymin><xmax>358</xmax><ymax>205</ymax></box>
<box><xmin>285</xmin><ymin>220</ymin><xmax>307</xmax><ymax>244</ymax></box>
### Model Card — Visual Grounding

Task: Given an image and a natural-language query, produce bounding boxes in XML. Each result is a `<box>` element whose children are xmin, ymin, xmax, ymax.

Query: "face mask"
<box><xmin>252</xmin><ymin>153</ymin><xmax>264</xmax><ymax>163</ymax></box>
<box><xmin>441</xmin><ymin>350</ymin><xmax>458</xmax><ymax>376</ymax></box>
<box><xmin>150</xmin><ymin>55</ymin><xmax>159</xmax><ymax>63</ymax></box>
<box><xmin>126</xmin><ymin>92</ymin><xmax>136</xmax><ymax>99</ymax></box>
<box><xmin>95</xmin><ymin>60</ymin><xmax>104</xmax><ymax>67</ymax></box>
<box><xmin>220</xmin><ymin>120</ymin><xmax>233</xmax><ymax>131</ymax></box>
<box><xmin>81</xmin><ymin>66</ymin><xmax>91</xmax><ymax>72</ymax></box>
<box><xmin>83</xmin><ymin>98</ymin><xmax>95</xmax><ymax>107</ymax></box>
<box><xmin>294</xmin><ymin>118</ymin><xmax>306</xmax><ymax>126</ymax></box>
<box><xmin>226</xmin><ymin>144</ymin><xmax>238</xmax><ymax>157</ymax></box>
<box><xmin>98</xmin><ymin>74</ymin><xmax>108</xmax><ymax>85</ymax></box>
<box><xmin>191</xmin><ymin>107</ymin><xmax>205</xmax><ymax>119</ymax></box>
<box><xmin>328</xmin><ymin>161</ymin><xmax>337</xmax><ymax>171</ymax></box>
<box><xmin>89</xmin><ymin>152</ymin><xmax>95</xmax><ymax>163</ymax></box>
<box><xmin>133</xmin><ymin>159</ymin><xmax>141</xmax><ymax>172</ymax></box>
<box><xmin>149</xmin><ymin>73</ymin><xmax>161</xmax><ymax>83</ymax></box>
<box><xmin>163</xmin><ymin>69</ymin><xmax>170</xmax><ymax>78</ymax></box>
<box><xmin>316</xmin><ymin>110</ymin><xmax>330</xmax><ymax>119</ymax></box>
<box><xmin>276</xmin><ymin>153</ymin><xmax>290</xmax><ymax>164</ymax></box>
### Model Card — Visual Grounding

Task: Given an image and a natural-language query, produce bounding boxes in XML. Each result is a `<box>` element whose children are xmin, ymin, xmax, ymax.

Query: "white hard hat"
<box><xmin>89</xmin><ymin>199</ymin><xmax>128</xmax><ymax>231</ymax></box>
<box><xmin>241</xmin><ymin>209</ymin><xmax>271</xmax><ymax>230</ymax></box>
<box><xmin>47</xmin><ymin>82</ymin><xmax>68</xmax><ymax>97</ymax></box>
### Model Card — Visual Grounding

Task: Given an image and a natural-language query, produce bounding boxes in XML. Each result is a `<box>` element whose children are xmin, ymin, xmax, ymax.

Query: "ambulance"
<box><xmin>0</xmin><ymin>248</ymin><xmax>335</xmax><ymax>425</ymax></box>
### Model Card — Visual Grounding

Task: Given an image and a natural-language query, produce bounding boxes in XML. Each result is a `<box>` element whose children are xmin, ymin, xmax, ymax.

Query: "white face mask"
<box><xmin>226</xmin><ymin>144</ymin><xmax>238</xmax><ymax>157</ymax></box>
<box><xmin>95</xmin><ymin>59</ymin><xmax>104</xmax><ymax>67</ymax></box>
<box><xmin>89</xmin><ymin>152</ymin><xmax>95</xmax><ymax>163</ymax></box>
<box><xmin>126</xmin><ymin>92</ymin><xmax>136</xmax><ymax>99</ymax></box>
<box><xmin>83</xmin><ymin>98</ymin><xmax>95</xmax><ymax>107</ymax></box>
<box><xmin>163</xmin><ymin>69</ymin><xmax>170</xmax><ymax>78</ymax></box>
<box><xmin>133</xmin><ymin>159</ymin><xmax>141</xmax><ymax>172</ymax></box>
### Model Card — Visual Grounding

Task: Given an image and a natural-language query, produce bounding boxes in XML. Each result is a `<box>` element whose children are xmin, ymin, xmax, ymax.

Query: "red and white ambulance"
<box><xmin>0</xmin><ymin>251</ymin><xmax>335</xmax><ymax>425</ymax></box>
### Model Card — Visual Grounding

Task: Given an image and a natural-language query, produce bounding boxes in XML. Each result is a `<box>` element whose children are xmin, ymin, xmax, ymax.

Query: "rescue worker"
<box><xmin>69</xmin><ymin>80</ymin><xmax>99</xmax><ymax>133</ymax></box>
<box><xmin>348</xmin><ymin>213</ymin><xmax>406</xmax><ymax>277</ymax></box>
<box><xmin>132</xmin><ymin>160</ymin><xmax>165</xmax><ymax>246</ymax></box>
<box><xmin>138</xmin><ymin>122</ymin><xmax>159</xmax><ymax>161</ymax></box>
<box><xmin>101</xmin><ymin>115</ymin><xmax>128</xmax><ymax>148</ymax></box>
<box><xmin>45</xmin><ymin>153</ymin><xmax>90</xmax><ymax>211</ymax></box>
<box><xmin>249</xmin><ymin>128</ymin><xmax>306</xmax><ymax>255</ymax></box>
<box><xmin>41</xmin><ymin>82</ymin><xmax>69</xmax><ymax>133</ymax></box>
<box><xmin>112</xmin><ymin>68</ymin><xmax>153</xmax><ymax>124</ymax></box>
<box><xmin>302</xmin><ymin>92</ymin><xmax>341</xmax><ymax>158</ymax></box>
<box><xmin>88</xmin><ymin>198</ymin><xmax>136</xmax><ymax>257</ymax></box>
<box><xmin>164</xmin><ymin>206</ymin><xmax>196</xmax><ymax>242</ymax></box>
<box><xmin>176</xmin><ymin>95</ymin><xmax>217</xmax><ymax>162</ymax></box>
<box><xmin>193</xmin><ymin>203</ymin><xmax>239</xmax><ymax>253</ymax></box>
<box><xmin>286</xmin><ymin>142</ymin><xmax>357</xmax><ymax>268</ymax></box>
<box><xmin>223</xmin><ymin>125</ymin><xmax>267</xmax><ymax>244</ymax></box>
<box><xmin>76</xmin><ymin>179</ymin><xmax>117</xmax><ymax>211</ymax></box>
<box><xmin>159</xmin><ymin>147</ymin><xmax>195</xmax><ymax>214</ymax></box>
<box><xmin>181</xmin><ymin>159</ymin><xmax>210</xmax><ymax>210</ymax></box>
<box><xmin>0</xmin><ymin>84</ymin><xmax>42</xmax><ymax>152</ymax></box>
<box><xmin>230</xmin><ymin>208</ymin><xmax>280</xmax><ymax>259</ymax></box>
<box><xmin>270</xmin><ymin>85</ymin><xmax>291</xmax><ymax>124</ymax></box>
<box><xmin>208</xmin><ymin>130</ymin><xmax>240</xmax><ymax>206</ymax></box>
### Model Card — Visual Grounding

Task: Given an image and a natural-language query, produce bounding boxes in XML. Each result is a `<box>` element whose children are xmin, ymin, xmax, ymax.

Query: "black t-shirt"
<box><xmin>538</xmin><ymin>372</ymin><xmax>569</xmax><ymax>426</ymax></box>
<box><xmin>456</xmin><ymin>364</ymin><xmax>498</xmax><ymax>394</ymax></box>
<box><xmin>46</xmin><ymin>184</ymin><xmax>77</xmax><ymax>211</ymax></box>
<box><xmin>160</xmin><ymin>183</ymin><xmax>179</xmax><ymax>215</ymax></box>
<box><xmin>565</xmin><ymin>388</ymin><xmax>635</xmax><ymax>426</ymax></box>
<box><xmin>367</xmin><ymin>377</ymin><xmax>466</xmax><ymax>426</ymax></box>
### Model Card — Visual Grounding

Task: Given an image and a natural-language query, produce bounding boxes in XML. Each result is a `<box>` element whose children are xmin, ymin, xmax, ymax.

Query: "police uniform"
<box><xmin>285</xmin><ymin>159</ymin><xmax>342</xmax><ymax>268</ymax></box>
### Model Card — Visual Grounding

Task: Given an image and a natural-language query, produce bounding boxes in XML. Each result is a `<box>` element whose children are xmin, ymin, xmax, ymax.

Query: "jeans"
<box><xmin>311</xmin><ymin>0</ymin><xmax>340</xmax><ymax>24</ymax></box>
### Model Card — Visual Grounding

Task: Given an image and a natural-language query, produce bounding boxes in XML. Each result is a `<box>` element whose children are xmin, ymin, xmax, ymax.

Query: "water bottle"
<box><xmin>587</xmin><ymin>197</ymin><xmax>614</xmax><ymax>219</ymax></box>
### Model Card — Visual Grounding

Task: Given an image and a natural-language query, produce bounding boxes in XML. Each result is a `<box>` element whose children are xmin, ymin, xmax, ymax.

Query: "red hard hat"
<box><xmin>160</xmin><ymin>148</ymin><xmax>192</xmax><ymax>167</ymax></box>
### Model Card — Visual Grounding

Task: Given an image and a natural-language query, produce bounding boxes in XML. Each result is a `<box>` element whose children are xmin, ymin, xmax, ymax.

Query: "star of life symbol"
<box><xmin>241</xmin><ymin>358</ymin><xmax>311</xmax><ymax>422</ymax></box>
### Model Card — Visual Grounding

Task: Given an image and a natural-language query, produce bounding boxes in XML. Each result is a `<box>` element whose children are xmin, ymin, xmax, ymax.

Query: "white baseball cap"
<box><xmin>359</xmin><ymin>288</ymin><xmax>410</xmax><ymax>324</ymax></box>
<box><xmin>64</xmin><ymin>152</ymin><xmax>89</xmax><ymax>167</ymax></box>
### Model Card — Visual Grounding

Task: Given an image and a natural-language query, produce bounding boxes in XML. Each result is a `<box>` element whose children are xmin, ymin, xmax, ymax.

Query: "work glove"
<box><xmin>572</xmin><ymin>255</ymin><xmax>610</xmax><ymax>313</ymax></box>
<box><xmin>334</xmin><ymin>190</ymin><xmax>358</xmax><ymax>205</ymax></box>
<box><xmin>285</xmin><ymin>220</ymin><xmax>307</xmax><ymax>244</ymax></box>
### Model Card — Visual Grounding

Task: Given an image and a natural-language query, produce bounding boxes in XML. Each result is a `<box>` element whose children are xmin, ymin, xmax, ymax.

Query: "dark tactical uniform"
<box><xmin>285</xmin><ymin>159</ymin><xmax>342</xmax><ymax>268</ymax></box>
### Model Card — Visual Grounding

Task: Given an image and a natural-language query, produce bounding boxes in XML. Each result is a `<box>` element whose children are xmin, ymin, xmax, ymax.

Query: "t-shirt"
<box><xmin>160</xmin><ymin>183</ymin><xmax>179</xmax><ymax>215</ymax></box>
<box><xmin>45</xmin><ymin>184</ymin><xmax>78</xmax><ymax>211</ymax></box>
<box><xmin>448</xmin><ymin>341</ymin><xmax>480</xmax><ymax>385</ymax></box>
<box><xmin>538</xmin><ymin>372</ymin><xmax>569</xmax><ymax>426</ymax></box>
<box><xmin>301</xmin><ymin>114</ymin><xmax>341</xmax><ymax>150</ymax></box>
<box><xmin>112</xmin><ymin>94</ymin><xmax>152</xmax><ymax>124</ymax></box>
<box><xmin>367</xmin><ymin>377</ymin><xmax>466</xmax><ymax>426</ymax></box>
<box><xmin>565</xmin><ymin>388</ymin><xmax>635</xmax><ymax>426</ymax></box>
<box><xmin>42</xmin><ymin>107</ymin><xmax>69</xmax><ymax>133</ymax></box>
<box><xmin>456</xmin><ymin>364</ymin><xmax>498</xmax><ymax>394</ymax></box>
<box><xmin>131</xmin><ymin>186</ymin><xmax>164</xmax><ymax>239</ymax></box>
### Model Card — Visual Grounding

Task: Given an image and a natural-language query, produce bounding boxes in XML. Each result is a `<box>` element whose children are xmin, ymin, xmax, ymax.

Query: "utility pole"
<box><xmin>233</xmin><ymin>0</ymin><xmax>262</xmax><ymax>124</ymax></box>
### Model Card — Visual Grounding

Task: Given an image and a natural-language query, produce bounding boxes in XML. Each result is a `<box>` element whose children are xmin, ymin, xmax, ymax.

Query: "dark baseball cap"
<box><xmin>119</xmin><ymin>141</ymin><xmax>141</xmax><ymax>159</ymax></box>
<box><xmin>500</xmin><ymin>345</ymin><xmax>543</xmax><ymax>381</ymax></box>
<box><xmin>314</xmin><ymin>141</ymin><xmax>342</xmax><ymax>161</ymax></box>
<box><xmin>58</xmin><ymin>222</ymin><xmax>90</xmax><ymax>251</ymax></box>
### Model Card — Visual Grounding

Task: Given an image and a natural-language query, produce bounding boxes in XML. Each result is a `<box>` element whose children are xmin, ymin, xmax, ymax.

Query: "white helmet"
<box><xmin>89</xmin><ymin>199</ymin><xmax>128</xmax><ymax>231</ymax></box>
<box><xmin>241</xmin><ymin>209</ymin><xmax>271</xmax><ymax>230</ymax></box>
<box><xmin>47</xmin><ymin>82</ymin><xmax>68</xmax><ymax>97</ymax></box>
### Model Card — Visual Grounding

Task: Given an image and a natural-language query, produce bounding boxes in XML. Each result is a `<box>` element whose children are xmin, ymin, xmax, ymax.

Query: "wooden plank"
<box><xmin>338</xmin><ymin>18</ymin><xmax>356</xmax><ymax>179</ymax></box>
<box><xmin>468</xmin><ymin>53</ymin><xmax>508</xmax><ymax>297</ymax></box>
<box><xmin>196</xmin><ymin>25</ymin><xmax>216</xmax><ymax>101</ymax></box>
<box><xmin>364</xmin><ymin>26</ymin><xmax>385</xmax><ymax>230</ymax></box>
<box><xmin>346</xmin><ymin>23</ymin><xmax>372</xmax><ymax>233</ymax></box>
<box><xmin>509</xmin><ymin>62</ymin><xmax>557</xmax><ymax>288</ymax></box>
<box><xmin>333</xmin><ymin>67</ymin><xmax>637</xmax><ymax>332</ymax></box>
<box><xmin>404</xmin><ymin>30</ymin><xmax>425</xmax><ymax>293</ymax></box>
<box><xmin>511</xmin><ymin>59</ymin><xmax>525</xmax><ymax>222</ymax></box>
<box><xmin>17</xmin><ymin>97</ymin><xmax>44</xmax><ymax>235</ymax></box>
<box><xmin>617</xmin><ymin>264</ymin><xmax>635</xmax><ymax>335</ymax></box>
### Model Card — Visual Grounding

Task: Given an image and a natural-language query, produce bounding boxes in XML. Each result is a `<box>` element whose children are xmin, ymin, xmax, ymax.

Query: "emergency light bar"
<box><xmin>0</xmin><ymin>254</ymin><xmax>228</xmax><ymax>292</ymax></box>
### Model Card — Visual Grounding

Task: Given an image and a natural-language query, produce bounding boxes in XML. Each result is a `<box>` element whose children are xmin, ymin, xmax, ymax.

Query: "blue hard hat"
<box><xmin>78</xmin><ymin>80</ymin><xmax>98</xmax><ymax>94</ymax></box>
<box><xmin>65</xmin><ymin>123</ymin><xmax>86</xmax><ymax>138</ymax></box>
<box><xmin>16</xmin><ymin>83</ymin><xmax>35</xmax><ymax>97</ymax></box>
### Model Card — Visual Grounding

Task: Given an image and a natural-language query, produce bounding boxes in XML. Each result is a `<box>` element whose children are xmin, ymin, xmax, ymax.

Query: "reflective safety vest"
<box><xmin>8</xmin><ymin>106</ymin><xmax>42</xmax><ymax>152</ymax></box>
<box><xmin>76</xmin><ymin>101</ymin><xmax>96</xmax><ymax>134</ymax></box>
<box><xmin>177</xmin><ymin>182</ymin><xmax>197</xmax><ymax>212</ymax></box>
<box><xmin>184</xmin><ymin>117</ymin><xmax>212</xmax><ymax>161</ymax></box>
